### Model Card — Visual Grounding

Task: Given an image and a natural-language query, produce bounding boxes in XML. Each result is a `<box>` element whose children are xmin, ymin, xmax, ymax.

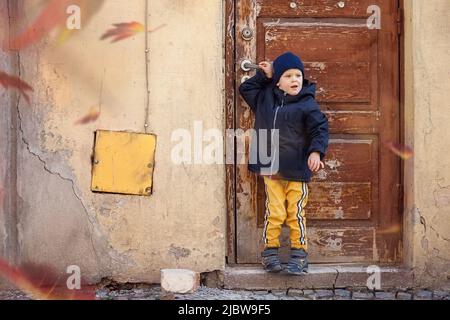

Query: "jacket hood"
<box><xmin>273</xmin><ymin>79</ymin><xmax>316</xmax><ymax>104</ymax></box>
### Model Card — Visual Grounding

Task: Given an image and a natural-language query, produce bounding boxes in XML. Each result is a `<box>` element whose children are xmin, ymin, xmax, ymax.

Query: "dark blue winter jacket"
<box><xmin>238</xmin><ymin>69</ymin><xmax>329</xmax><ymax>182</ymax></box>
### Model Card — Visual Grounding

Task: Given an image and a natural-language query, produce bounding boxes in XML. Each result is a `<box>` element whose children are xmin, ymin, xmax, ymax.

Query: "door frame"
<box><xmin>224</xmin><ymin>0</ymin><xmax>406</xmax><ymax>265</ymax></box>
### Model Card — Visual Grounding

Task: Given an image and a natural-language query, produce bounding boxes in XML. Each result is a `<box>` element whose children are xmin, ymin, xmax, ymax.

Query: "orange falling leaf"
<box><xmin>0</xmin><ymin>259</ymin><xmax>96</xmax><ymax>300</ymax></box>
<box><xmin>377</xmin><ymin>224</ymin><xmax>401</xmax><ymax>235</ymax></box>
<box><xmin>74</xmin><ymin>107</ymin><xmax>101</xmax><ymax>125</ymax></box>
<box><xmin>100</xmin><ymin>22</ymin><xmax>145</xmax><ymax>43</ymax></box>
<box><xmin>5</xmin><ymin>0</ymin><xmax>72</xmax><ymax>50</ymax></box>
<box><xmin>384</xmin><ymin>141</ymin><xmax>414</xmax><ymax>160</ymax></box>
<box><xmin>0</xmin><ymin>71</ymin><xmax>33</xmax><ymax>103</ymax></box>
<box><xmin>4</xmin><ymin>0</ymin><xmax>105</xmax><ymax>50</ymax></box>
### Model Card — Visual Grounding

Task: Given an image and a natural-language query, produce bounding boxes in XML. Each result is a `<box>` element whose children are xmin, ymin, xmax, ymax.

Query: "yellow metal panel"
<box><xmin>91</xmin><ymin>130</ymin><xmax>156</xmax><ymax>196</ymax></box>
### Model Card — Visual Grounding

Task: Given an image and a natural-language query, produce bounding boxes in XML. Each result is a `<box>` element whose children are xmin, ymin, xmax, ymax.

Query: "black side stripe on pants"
<box><xmin>262</xmin><ymin>182</ymin><xmax>271</xmax><ymax>245</ymax></box>
<box><xmin>296</xmin><ymin>182</ymin><xmax>308</xmax><ymax>245</ymax></box>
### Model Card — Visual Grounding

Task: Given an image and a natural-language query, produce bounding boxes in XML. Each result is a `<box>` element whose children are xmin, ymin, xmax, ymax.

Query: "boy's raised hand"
<box><xmin>258</xmin><ymin>61</ymin><xmax>273</xmax><ymax>79</ymax></box>
<box><xmin>308</xmin><ymin>152</ymin><xmax>325</xmax><ymax>173</ymax></box>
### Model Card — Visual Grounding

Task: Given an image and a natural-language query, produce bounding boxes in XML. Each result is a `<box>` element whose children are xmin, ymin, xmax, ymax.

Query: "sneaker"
<box><xmin>261</xmin><ymin>248</ymin><xmax>283</xmax><ymax>273</ymax></box>
<box><xmin>285</xmin><ymin>248</ymin><xmax>308</xmax><ymax>275</ymax></box>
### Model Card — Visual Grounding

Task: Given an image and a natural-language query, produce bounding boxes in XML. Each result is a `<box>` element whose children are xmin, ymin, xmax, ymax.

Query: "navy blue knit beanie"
<box><xmin>272</xmin><ymin>52</ymin><xmax>305</xmax><ymax>84</ymax></box>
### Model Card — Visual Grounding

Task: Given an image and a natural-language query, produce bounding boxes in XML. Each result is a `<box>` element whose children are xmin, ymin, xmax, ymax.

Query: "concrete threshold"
<box><xmin>223</xmin><ymin>264</ymin><xmax>413</xmax><ymax>290</ymax></box>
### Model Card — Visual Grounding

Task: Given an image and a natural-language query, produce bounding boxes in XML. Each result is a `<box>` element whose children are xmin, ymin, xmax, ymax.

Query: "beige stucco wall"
<box><xmin>5</xmin><ymin>0</ymin><xmax>225</xmax><ymax>284</ymax></box>
<box><xmin>404</xmin><ymin>0</ymin><xmax>450</xmax><ymax>288</ymax></box>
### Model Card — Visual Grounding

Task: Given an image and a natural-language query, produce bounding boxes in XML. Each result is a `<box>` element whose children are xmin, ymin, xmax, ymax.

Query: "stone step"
<box><xmin>222</xmin><ymin>264</ymin><xmax>413</xmax><ymax>290</ymax></box>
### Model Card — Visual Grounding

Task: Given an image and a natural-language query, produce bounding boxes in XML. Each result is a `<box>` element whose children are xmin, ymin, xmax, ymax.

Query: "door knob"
<box><xmin>240</xmin><ymin>59</ymin><xmax>259</xmax><ymax>72</ymax></box>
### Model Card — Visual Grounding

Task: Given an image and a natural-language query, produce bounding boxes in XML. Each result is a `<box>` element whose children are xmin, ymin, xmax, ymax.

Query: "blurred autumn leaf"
<box><xmin>4</xmin><ymin>0</ymin><xmax>104</xmax><ymax>50</ymax></box>
<box><xmin>100</xmin><ymin>22</ymin><xmax>145</xmax><ymax>43</ymax></box>
<box><xmin>0</xmin><ymin>259</ymin><xmax>96</xmax><ymax>300</ymax></box>
<box><xmin>377</xmin><ymin>224</ymin><xmax>402</xmax><ymax>235</ymax></box>
<box><xmin>0</xmin><ymin>70</ymin><xmax>33</xmax><ymax>103</ymax></box>
<box><xmin>100</xmin><ymin>22</ymin><xmax>166</xmax><ymax>43</ymax></box>
<box><xmin>74</xmin><ymin>107</ymin><xmax>100</xmax><ymax>125</ymax></box>
<box><xmin>384</xmin><ymin>141</ymin><xmax>414</xmax><ymax>160</ymax></box>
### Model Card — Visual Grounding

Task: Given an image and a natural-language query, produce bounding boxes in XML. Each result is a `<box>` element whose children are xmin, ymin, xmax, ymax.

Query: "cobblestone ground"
<box><xmin>1</xmin><ymin>286</ymin><xmax>450</xmax><ymax>300</ymax></box>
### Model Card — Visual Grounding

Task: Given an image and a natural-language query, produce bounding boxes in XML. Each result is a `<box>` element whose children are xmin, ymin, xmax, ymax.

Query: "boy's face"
<box><xmin>276</xmin><ymin>68</ymin><xmax>303</xmax><ymax>96</ymax></box>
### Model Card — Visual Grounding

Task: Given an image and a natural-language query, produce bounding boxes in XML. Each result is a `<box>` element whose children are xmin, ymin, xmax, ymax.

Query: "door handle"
<box><xmin>240</xmin><ymin>59</ymin><xmax>259</xmax><ymax>72</ymax></box>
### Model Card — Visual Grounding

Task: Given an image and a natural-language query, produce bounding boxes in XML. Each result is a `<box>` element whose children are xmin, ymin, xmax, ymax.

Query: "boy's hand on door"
<box><xmin>308</xmin><ymin>152</ymin><xmax>325</xmax><ymax>173</ymax></box>
<box><xmin>258</xmin><ymin>61</ymin><xmax>273</xmax><ymax>79</ymax></box>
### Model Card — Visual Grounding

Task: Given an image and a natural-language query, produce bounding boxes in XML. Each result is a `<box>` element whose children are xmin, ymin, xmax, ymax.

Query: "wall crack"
<box><xmin>15</xmin><ymin>52</ymin><xmax>103</xmax><ymax>270</ymax></box>
<box><xmin>429</xmin><ymin>225</ymin><xmax>450</xmax><ymax>243</ymax></box>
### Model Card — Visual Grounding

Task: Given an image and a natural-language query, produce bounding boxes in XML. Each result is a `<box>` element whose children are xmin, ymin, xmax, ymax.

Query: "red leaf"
<box><xmin>100</xmin><ymin>22</ymin><xmax>166</xmax><ymax>43</ymax></box>
<box><xmin>100</xmin><ymin>21</ymin><xmax>145</xmax><ymax>43</ymax></box>
<box><xmin>4</xmin><ymin>0</ymin><xmax>105</xmax><ymax>50</ymax></box>
<box><xmin>5</xmin><ymin>0</ymin><xmax>76</xmax><ymax>50</ymax></box>
<box><xmin>0</xmin><ymin>71</ymin><xmax>33</xmax><ymax>103</ymax></box>
<box><xmin>74</xmin><ymin>107</ymin><xmax>100</xmax><ymax>125</ymax></box>
<box><xmin>0</xmin><ymin>259</ymin><xmax>96</xmax><ymax>300</ymax></box>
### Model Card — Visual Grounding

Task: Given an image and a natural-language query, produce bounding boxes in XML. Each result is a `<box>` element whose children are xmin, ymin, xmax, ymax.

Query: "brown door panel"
<box><xmin>259</xmin><ymin>21</ymin><xmax>378</xmax><ymax>108</ymax></box>
<box><xmin>235</xmin><ymin>0</ymin><xmax>401</xmax><ymax>264</ymax></box>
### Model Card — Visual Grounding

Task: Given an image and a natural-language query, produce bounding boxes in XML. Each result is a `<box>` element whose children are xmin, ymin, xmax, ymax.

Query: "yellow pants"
<box><xmin>263</xmin><ymin>176</ymin><xmax>309</xmax><ymax>250</ymax></box>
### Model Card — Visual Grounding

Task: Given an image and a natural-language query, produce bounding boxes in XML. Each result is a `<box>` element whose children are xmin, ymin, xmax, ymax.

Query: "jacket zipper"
<box><xmin>272</xmin><ymin>98</ymin><xmax>284</xmax><ymax>131</ymax></box>
<box><xmin>269</xmin><ymin>95</ymin><xmax>285</xmax><ymax>175</ymax></box>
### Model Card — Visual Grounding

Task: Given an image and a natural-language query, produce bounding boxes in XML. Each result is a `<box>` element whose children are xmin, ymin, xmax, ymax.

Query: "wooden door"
<box><xmin>233</xmin><ymin>0</ymin><xmax>402</xmax><ymax>264</ymax></box>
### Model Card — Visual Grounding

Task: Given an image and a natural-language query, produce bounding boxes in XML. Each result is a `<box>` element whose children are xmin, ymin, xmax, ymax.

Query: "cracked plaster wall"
<box><xmin>404</xmin><ymin>0</ymin><xmax>450</xmax><ymax>288</ymax></box>
<box><xmin>1</xmin><ymin>0</ymin><xmax>226</xmax><ymax>284</ymax></box>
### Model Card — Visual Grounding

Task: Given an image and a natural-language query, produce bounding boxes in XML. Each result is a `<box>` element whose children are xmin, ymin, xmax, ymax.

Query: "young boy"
<box><xmin>239</xmin><ymin>52</ymin><xmax>329</xmax><ymax>274</ymax></box>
